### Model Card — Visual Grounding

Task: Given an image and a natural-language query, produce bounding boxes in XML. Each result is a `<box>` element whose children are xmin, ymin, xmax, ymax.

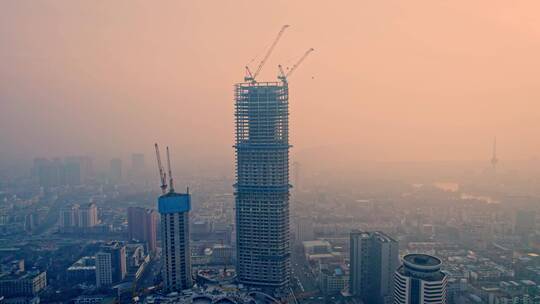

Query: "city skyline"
<box><xmin>1</xmin><ymin>2</ymin><xmax>540</xmax><ymax>304</ymax></box>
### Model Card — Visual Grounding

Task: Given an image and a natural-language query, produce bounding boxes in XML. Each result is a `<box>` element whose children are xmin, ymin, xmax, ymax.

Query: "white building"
<box><xmin>95</xmin><ymin>252</ymin><xmax>112</xmax><ymax>288</ymax></box>
<box><xmin>394</xmin><ymin>254</ymin><xmax>448</xmax><ymax>304</ymax></box>
<box><xmin>95</xmin><ymin>242</ymin><xmax>126</xmax><ymax>288</ymax></box>
<box><xmin>59</xmin><ymin>204</ymin><xmax>79</xmax><ymax>227</ymax></box>
<box><xmin>79</xmin><ymin>203</ymin><xmax>98</xmax><ymax>228</ymax></box>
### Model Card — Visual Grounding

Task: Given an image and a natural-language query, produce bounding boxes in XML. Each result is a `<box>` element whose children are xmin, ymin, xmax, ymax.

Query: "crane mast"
<box><xmin>245</xmin><ymin>25</ymin><xmax>290</xmax><ymax>83</ymax></box>
<box><xmin>166</xmin><ymin>146</ymin><xmax>175</xmax><ymax>193</ymax></box>
<box><xmin>244</xmin><ymin>66</ymin><xmax>255</xmax><ymax>82</ymax></box>
<box><xmin>154</xmin><ymin>143</ymin><xmax>167</xmax><ymax>194</ymax></box>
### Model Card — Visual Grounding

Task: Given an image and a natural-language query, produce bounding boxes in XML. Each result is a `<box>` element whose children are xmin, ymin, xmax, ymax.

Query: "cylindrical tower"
<box><xmin>394</xmin><ymin>254</ymin><xmax>447</xmax><ymax>304</ymax></box>
<box><xmin>234</xmin><ymin>81</ymin><xmax>291</xmax><ymax>288</ymax></box>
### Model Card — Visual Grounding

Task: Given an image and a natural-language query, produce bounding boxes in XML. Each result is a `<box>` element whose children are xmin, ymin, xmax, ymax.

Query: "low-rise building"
<box><xmin>66</xmin><ymin>256</ymin><xmax>96</xmax><ymax>284</ymax></box>
<box><xmin>319</xmin><ymin>265</ymin><xmax>347</xmax><ymax>296</ymax></box>
<box><xmin>0</xmin><ymin>271</ymin><xmax>47</xmax><ymax>298</ymax></box>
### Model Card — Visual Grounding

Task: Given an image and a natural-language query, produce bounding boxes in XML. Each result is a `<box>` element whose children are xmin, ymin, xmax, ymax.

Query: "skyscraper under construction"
<box><xmin>234</xmin><ymin>80</ymin><xmax>291</xmax><ymax>287</ymax></box>
<box><xmin>234</xmin><ymin>25</ymin><xmax>313</xmax><ymax>289</ymax></box>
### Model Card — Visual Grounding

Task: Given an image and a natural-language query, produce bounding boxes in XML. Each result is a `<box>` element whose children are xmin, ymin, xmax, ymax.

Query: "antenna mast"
<box><xmin>491</xmin><ymin>137</ymin><xmax>498</xmax><ymax>170</ymax></box>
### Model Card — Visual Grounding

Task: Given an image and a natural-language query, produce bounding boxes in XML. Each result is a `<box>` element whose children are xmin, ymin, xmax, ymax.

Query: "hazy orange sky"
<box><xmin>1</xmin><ymin>1</ymin><xmax>539</xmax><ymax>168</ymax></box>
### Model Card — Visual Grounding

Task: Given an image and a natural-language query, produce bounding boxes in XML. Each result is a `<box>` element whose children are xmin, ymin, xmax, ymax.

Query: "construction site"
<box><xmin>234</xmin><ymin>24</ymin><xmax>313</xmax><ymax>300</ymax></box>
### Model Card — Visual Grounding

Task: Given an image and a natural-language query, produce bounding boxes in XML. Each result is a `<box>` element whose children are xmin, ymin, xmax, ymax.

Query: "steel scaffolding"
<box><xmin>234</xmin><ymin>81</ymin><xmax>291</xmax><ymax>287</ymax></box>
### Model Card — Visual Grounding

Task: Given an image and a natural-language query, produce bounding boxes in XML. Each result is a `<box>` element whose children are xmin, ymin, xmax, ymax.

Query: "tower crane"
<box><xmin>154</xmin><ymin>143</ymin><xmax>167</xmax><ymax>194</ymax></box>
<box><xmin>166</xmin><ymin>146</ymin><xmax>175</xmax><ymax>193</ymax></box>
<box><xmin>278</xmin><ymin>48</ymin><xmax>315</xmax><ymax>83</ymax></box>
<box><xmin>245</xmin><ymin>25</ymin><xmax>290</xmax><ymax>83</ymax></box>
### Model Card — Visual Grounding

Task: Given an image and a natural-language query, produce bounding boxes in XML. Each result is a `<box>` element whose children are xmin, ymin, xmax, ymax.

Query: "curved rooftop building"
<box><xmin>394</xmin><ymin>254</ymin><xmax>447</xmax><ymax>304</ymax></box>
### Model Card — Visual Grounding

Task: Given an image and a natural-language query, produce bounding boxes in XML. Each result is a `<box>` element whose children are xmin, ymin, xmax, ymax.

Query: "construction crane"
<box><xmin>245</xmin><ymin>25</ymin><xmax>290</xmax><ymax>83</ymax></box>
<box><xmin>219</xmin><ymin>238</ymin><xmax>230</xmax><ymax>275</ymax></box>
<box><xmin>278</xmin><ymin>48</ymin><xmax>315</xmax><ymax>83</ymax></box>
<box><xmin>166</xmin><ymin>146</ymin><xmax>175</xmax><ymax>193</ymax></box>
<box><xmin>244</xmin><ymin>66</ymin><xmax>255</xmax><ymax>82</ymax></box>
<box><xmin>154</xmin><ymin>143</ymin><xmax>167</xmax><ymax>194</ymax></box>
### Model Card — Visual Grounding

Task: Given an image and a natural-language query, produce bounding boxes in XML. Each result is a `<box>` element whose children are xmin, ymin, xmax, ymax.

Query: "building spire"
<box><xmin>491</xmin><ymin>137</ymin><xmax>498</xmax><ymax>170</ymax></box>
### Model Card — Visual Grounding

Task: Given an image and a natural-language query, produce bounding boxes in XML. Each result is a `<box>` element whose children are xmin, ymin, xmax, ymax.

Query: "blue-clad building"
<box><xmin>158</xmin><ymin>191</ymin><xmax>192</xmax><ymax>291</ymax></box>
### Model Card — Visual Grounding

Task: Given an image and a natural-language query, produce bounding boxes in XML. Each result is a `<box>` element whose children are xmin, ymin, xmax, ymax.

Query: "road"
<box><xmin>136</xmin><ymin>257</ymin><xmax>161</xmax><ymax>291</ymax></box>
<box><xmin>291</xmin><ymin>247</ymin><xmax>320</xmax><ymax>302</ymax></box>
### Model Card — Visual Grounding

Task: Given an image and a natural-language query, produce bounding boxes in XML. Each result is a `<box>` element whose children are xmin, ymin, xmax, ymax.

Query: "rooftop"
<box><xmin>158</xmin><ymin>192</ymin><xmax>191</xmax><ymax>214</ymax></box>
<box><xmin>397</xmin><ymin>264</ymin><xmax>446</xmax><ymax>282</ymax></box>
<box><xmin>0</xmin><ymin>270</ymin><xmax>44</xmax><ymax>281</ymax></box>
<box><xmin>404</xmin><ymin>254</ymin><xmax>441</xmax><ymax>267</ymax></box>
<box><xmin>302</xmin><ymin>240</ymin><xmax>331</xmax><ymax>247</ymax></box>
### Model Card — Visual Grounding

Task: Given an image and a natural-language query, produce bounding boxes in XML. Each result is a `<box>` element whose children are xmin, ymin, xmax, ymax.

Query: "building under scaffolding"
<box><xmin>234</xmin><ymin>81</ymin><xmax>291</xmax><ymax>288</ymax></box>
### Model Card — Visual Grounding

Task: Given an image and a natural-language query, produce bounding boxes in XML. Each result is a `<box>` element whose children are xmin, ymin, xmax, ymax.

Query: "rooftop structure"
<box><xmin>402</xmin><ymin>254</ymin><xmax>444</xmax><ymax>279</ymax></box>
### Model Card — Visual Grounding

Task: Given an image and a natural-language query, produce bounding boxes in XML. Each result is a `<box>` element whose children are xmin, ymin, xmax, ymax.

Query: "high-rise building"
<box><xmin>515</xmin><ymin>209</ymin><xmax>536</xmax><ymax>236</ymax></box>
<box><xmin>64</xmin><ymin>161</ymin><xmax>82</xmax><ymax>186</ymax></box>
<box><xmin>393</xmin><ymin>254</ymin><xmax>448</xmax><ymax>304</ymax></box>
<box><xmin>127</xmin><ymin>207</ymin><xmax>158</xmax><ymax>253</ymax></box>
<box><xmin>158</xmin><ymin>191</ymin><xmax>192</xmax><ymax>292</ymax></box>
<box><xmin>65</xmin><ymin>156</ymin><xmax>93</xmax><ymax>183</ymax></box>
<box><xmin>32</xmin><ymin>158</ymin><xmax>65</xmax><ymax>187</ymax></box>
<box><xmin>79</xmin><ymin>203</ymin><xmax>98</xmax><ymax>228</ymax></box>
<box><xmin>95</xmin><ymin>252</ymin><xmax>113</xmax><ymax>288</ymax></box>
<box><xmin>131</xmin><ymin>153</ymin><xmax>146</xmax><ymax>182</ymax></box>
<box><xmin>95</xmin><ymin>242</ymin><xmax>126</xmax><ymax>288</ymax></box>
<box><xmin>59</xmin><ymin>204</ymin><xmax>80</xmax><ymax>227</ymax></box>
<box><xmin>293</xmin><ymin>161</ymin><xmax>301</xmax><ymax>193</ymax></box>
<box><xmin>350</xmin><ymin>231</ymin><xmax>399</xmax><ymax>304</ymax></box>
<box><xmin>109</xmin><ymin>158</ymin><xmax>122</xmax><ymax>183</ymax></box>
<box><xmin>32</xmin><ymin>156</ymin><xmax>93</xmax><ymax>187</ymax></box>
<box><xmin>295</xmin><ymin>216</ymin><xmax>315</xmax><ymax>244</ymax></box>
<box><xmin>24</xmin><ymin>213</ymin><xmax>38</xmax><ymax>233</ymax></box>
<box><xmin>234</xmin><ymin>81</ymin><xmax>291</xmax><ymax>287</ymax></box>
<box><xmin>131</xmin><ymin>153</ymin><xmax>145</xmax><ymax>171</ymax></box>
